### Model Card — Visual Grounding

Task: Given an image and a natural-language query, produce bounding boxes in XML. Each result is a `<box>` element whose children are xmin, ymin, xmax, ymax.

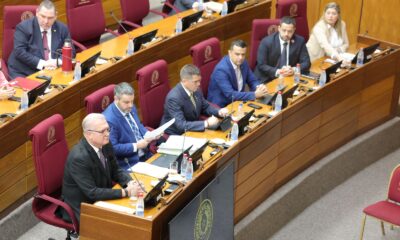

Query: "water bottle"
<box><xmin>356</xmin><ymin>48</ymin><xmax>364</xmax><ymax>68</ymax></box>
<box><xmin>175</xmin><ymin>18</ymin><xmax>182</xmax><ymax>34</ymax></box>
<box><xmin>180</xmin><ymin>153</ymin><xmax>188</xmax><ymax>177</ymax></box>
<box><xmin>230</xmin><ymin>121</ymin><xmax>239</xmax><ymax>142</ymax></box>
<box><xmin>278</xmin><ymin>69</ymin><xmax>284</xmax><ymax>90</ymax></box>
<box><xmin>198</xmin><ymin>0</ymin><xmax>204</xmax><ymax>11</ymax></box>
<box><xmin>73</xmin><ymin>61</ymin><xmax>81</xmax><ymax>81</ymax></box>
<box><xmin>221</xmin><ymin>1</ymin><xmax>228</xmax><ymax>16</ymax></box>
<box><xmin>237</xmin><ymin>102</ymin><xmax>243</xmax><ymax>119</ymax></box>
<box><xmin>274</xmin><ymin>91</ymin><xmax>282</xmax><ymax>112</ymax></box>
<box><xmin>135</xmin><ymin>191</ymin><xmax>144</xmax><ymax>217</ymax></box>
<box><xmin>319</xmin><ymin>70</ymin><xmax>326</xmax><ymax>87</ymax></box>
<box><xmin>20</xmin><ymin>90</ymin><xmax>29</xmax><ymax>111</ymax></box>
<box><xmin>294</xmin><ymin>63</ymin><xmax>301</xmax><ymax>84</ymax></box>
<box><xmin>127</xmin><ymin>38</ymin><xmax>134</xmax><ymax>56</ymax></box>
<box><xmin>185</xmin><ymin>158</ymin><xmax>194</xmax><ymax>181</ymax></box>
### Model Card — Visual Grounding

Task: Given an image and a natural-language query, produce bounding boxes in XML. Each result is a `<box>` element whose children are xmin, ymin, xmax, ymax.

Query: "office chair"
<box><xmin>84</xmin><ymin>84</ymin><xmax>116</xmax><ymax>114</ymax></box>
<box><xmin>190</xmin><ymin>37</ymin><xmax>222</xmax><ymax>98</ymax></box>
<box><xmin>29</xmin><ymin>114</ymin><xmax>79</xmax><ymax>240</ymax></box>
<box><xmin>276</xmin><ymin>0</ymin><xmax>309</xmax><ymax>41</ymax></box>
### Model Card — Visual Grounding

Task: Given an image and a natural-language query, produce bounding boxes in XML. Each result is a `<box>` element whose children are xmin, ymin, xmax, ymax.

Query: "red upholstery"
<box><xmin>190</xmin><ymin>37</ymin><xmax>221</xmax><ymax>98</ymax></box>
<box><xmin>136</xmin><ymin>59</ymin><xmax>170</xmax><ymax>129</ymax></box>
<box><xmin>276</xmin><ymin>0</ymin><xmax>309</xmax><ymax>41</ymax></box>
<box><xmin>66</xmin><ymin>0</ymin><xmax>117</xmax><ymax>51</ymax></box>
<box><xmin>249</xmin><ymin>19</ymin><xmax>280</xmax><ymax>70</ymax></box>
<box><xmin>2</xmin><ymin>5</ymin><xmax>36</xmax><ymax>80</ymax></box>
<box><xmin>360</xmin><ymin>164</ymin><xmax>400</xmax><ymax>239</ymax></box>
<box><xmin>29</xmin><ymin>114</ymin><xmax>79</xmax><ymax>234</ymax></box>
<box><xmin>84</xmin><ymin>84</ymin><xmax>115</xmax><ymax>114</ymax></box>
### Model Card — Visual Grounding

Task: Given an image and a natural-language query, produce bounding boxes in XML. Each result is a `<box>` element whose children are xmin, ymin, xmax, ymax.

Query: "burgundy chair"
<box><xmin>29</xmin><ymin>114</ymin><xmax>79</xmax><ymax>239</ymax></box>
<box><xmin>249</xmin><ymin>19</ymin><xmax>280</xmax><ymax>70</ymax></box>
<box><xmin>136</xmin><ymin>59</ymin><xmax>170</xmax><ymax>129</ymax></box>
<box><xmin>2</xmin><ymin>5</ymin><xmax>37</xmax><ymax>80</ymax></box>
<box><xmin>84</xmin><ymin>84</ymin><xmax>116</xmax><ymax>114</ymax></box>
<box><xmin>119</xmin><ymin>0</ymin><xmax>168</xmax><ymax>33</ymax></box>
<box><xmin>190</xmin><ymin>37</ymin><xmax>221</xmax><ymax>98</ymax></box>
<box><xmin>66</xmin><ymin>0</ymin><xmax>118</xmax><ymax>52</ymax></box>
<box><xmin>276</xmin><ymin>0</ymin><xmax>309</xmax><ymax>41</ymax></box>
<box><xmin>360</xmin><ymin>164</ymin><xmax>400</xmax><ymax>239</ymax></box>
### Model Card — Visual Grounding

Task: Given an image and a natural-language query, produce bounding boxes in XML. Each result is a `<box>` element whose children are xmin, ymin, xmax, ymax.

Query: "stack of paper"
<box><xmin>157</xmin><ymin>135</ymin><xmax>208</xmax><ymax>156</ymax></box>
<box><xmin>129</xmin><ymin>162</ymin><xmax>169</xmax><ymax>179</ymax></box>
<box><xmin>94</xmin><ymin>201</ymin><xmax>135</xmax><ymax>215</ymax></box>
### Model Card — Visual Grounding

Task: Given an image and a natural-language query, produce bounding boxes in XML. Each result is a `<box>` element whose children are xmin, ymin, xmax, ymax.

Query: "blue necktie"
<box><xmin>125</xmin><ymin>113</ymin><xmax>143</xmax><ymax>141</ymax></box>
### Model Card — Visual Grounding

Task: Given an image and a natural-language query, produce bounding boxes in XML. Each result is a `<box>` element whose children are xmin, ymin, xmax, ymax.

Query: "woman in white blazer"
<box><xmin>306</xmin><ymin>2</ymin><xmax>349</xmax><ymax>61</ymax></box>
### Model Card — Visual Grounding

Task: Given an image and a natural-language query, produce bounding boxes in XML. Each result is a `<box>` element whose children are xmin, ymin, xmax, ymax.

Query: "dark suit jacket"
<box><xmin>170</xmin><ymin>0</ymin><xmax>195</xmax><ymax>15</ymax></box>
<box><xmin>102</xmin><ymin>103</ymin><xmax>150</xmax><ymax>170</ymax></box>
<box><xmin>8</xmin><ymin>17</ymin><xmax>75</xmax><ymax>79</ymax></box>
<box><xmin>61</xmin><ymin>138</ymin><xmax>131</xmax><ymax>223</ymax></box>
<box><xmin>207</xmin><ymin>56</ymin><xmax>259</xmax><ymax>107</ymax></box>
<box><xmin>254</xmin><ymin>32</ymin><xmax>311</xmax><ymax>83</ymax></box>
<box><xmin>161</xmin><ymin>83</ymin><xmax>220</xmax><ymax>135</ymax></box>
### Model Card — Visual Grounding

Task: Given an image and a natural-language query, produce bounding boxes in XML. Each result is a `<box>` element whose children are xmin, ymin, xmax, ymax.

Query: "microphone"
<box><xmin>110</xmin><ymin>11</ymin><xmax>133</xmax><ymax>39</ymax></box>
<box><xmin>124</xmin><ymin>158</ymin><xmax>148</xmax><ymax>194</ymax></box>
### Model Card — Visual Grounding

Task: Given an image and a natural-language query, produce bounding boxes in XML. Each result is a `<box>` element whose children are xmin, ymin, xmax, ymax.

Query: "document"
<box><xmin>129</xmin><ymin>162</ymin><xmax>169</xmax><ymax>179</ymax></box>
<box><xmin>94</xmin><ymin>201</ymin><xmax>135</xmax><ymax>215</ymax></box>
<box><xmin>157</xmin><ymin>135</ymin><xmax>208</xmax><ymax>156</ymax></box>
<box><xmin>143</xmin><ymin>118</ymin><xmax>175</xmax><ymax>140</ymax></box>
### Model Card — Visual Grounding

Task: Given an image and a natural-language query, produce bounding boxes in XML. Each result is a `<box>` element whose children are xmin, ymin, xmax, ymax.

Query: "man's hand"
<box><xmin>124</xmin><ymin>181</ymin><xmax>141</xmax><ymax>197</ymax></box>
<box><xmin>255</xmin><ymin>84</ymin><xmax>268</xmax><ymax>98</ymax></box>
<box><xmin>43</xmin><ymin>59</ymin><xmax>57</xmax><ymax>70</ymax></box>
<box><xmin>218</xmin><ymin>108</ymin><xmax>229</xmax><ymax>117</ymax></box>
<box><xmin>206</xmin><ymin>115</ymin><xmax>220</xmax><ymax>129</ymax></box>
<box><xmin>0</xmin><ymin>86</ymin><xmax>15</xmax><ymax>100</ymax></box>
<box><xmin>280</xmin><ymin>66</ymin><xmax>294</xmax><ymax>76</ymax></box>
<box><xmin>137</xmin><ymin>139</ymin><xmax>151</xmax><ymax>149</ymax></box>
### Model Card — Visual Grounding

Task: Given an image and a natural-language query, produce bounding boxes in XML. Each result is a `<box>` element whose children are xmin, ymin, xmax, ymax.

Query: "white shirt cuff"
<box><xmin>37</xmin><ymin>59</ymin><xmax>46</xmax><ymax>70</ymax></box>
<box><xmin>133</xmin><ymin>143</ymin><xmax>137</xmax><ymax>152</ymax></box>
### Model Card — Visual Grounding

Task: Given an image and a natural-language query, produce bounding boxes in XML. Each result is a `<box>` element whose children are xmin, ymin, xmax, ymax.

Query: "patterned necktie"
<box><xmin>125</xmin><ymin>113</ymin><xmax>143</xmax><ymax>141</ymax></box>
<box><xmin>279</xmin><ymin>42</ymin><xmax>288</xmax><ymax>67</ymax></box>
<box><xmin>42</xmin><ymin>31</ymin><xmax>49</xmax><ymax>60</ymax></box>
<box><xmin>190</xmin><ymin>93</ymin><xmax>196</xmax><ymax>109</ymax></box>
<box><xmin>235</xmin><ymin>67</ymin><xmax>243</xmax><ymax>91</ymax></box>
<box><xmin>98</xmin><ymin>149</ymin><xmax>107</xmax><ymax>169</ymax></box>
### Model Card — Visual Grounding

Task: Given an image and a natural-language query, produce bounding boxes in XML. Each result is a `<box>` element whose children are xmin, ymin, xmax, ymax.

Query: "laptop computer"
<box><xmin>151</xmin><ymin>145</ymin><xmax>193</xmax><ymax>172</ymax></box>
<box><xmin>144</xmin><ymin>174</ymin><xmax>169</xmax><ymax>207</ymax></box>
<box><xmin>258</xmin><ymin>86</ymin><xmax>287</xmax><ymax>106</ymax></box>
<box><xmin>325</xmin><ymin>60</ymin><xmax>343</xmax><ymax>84</ymax></box>
<box><xmin>351</xmin><ymin>43</ymin><xmax>380</xmax><ymax>64</ymax></box>
<box><xmin>182</xmin><ymin>10</ymin><xmax>204</xmax><ymax>32</ymax></box>
<box><xmin>81</xmin><ymin>51</ymin><xmax>101</xmax><ymax>78</ymax></box>
<box><xmin>189</xmin><ymin>140</ymin><xmax>209</xmax><ymax>171</ymax></box>
<box><xmin>227</xmin><ymin>0</ymin><xmax>246</xmax><ymax>13</ymax></box>
<box><xmin>27</xmin><ymin>79</ymin><xmax>51</xmax><ymax>107</ymax></box>
<box><xmin>237</xmin><ymin>109</ymin><xmax>255</xmax><ymax>136</ymax></box>
<box><xmin>133</xmin><ymin>29</ymin><xmax>158</xmax><ymax>52</ymax></box>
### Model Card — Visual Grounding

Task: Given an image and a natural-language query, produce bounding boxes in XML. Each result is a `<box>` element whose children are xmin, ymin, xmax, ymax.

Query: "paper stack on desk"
<box><xmin>129</xmin><ymin>162</ymin><xmax>169</xmax><ymax>179</ymax></box>
<box><xmin>157</xmin><ymin>135</ymin><xmax>208</xmax><ymax>156</ymax></box>
<box><xmin>94</xmin><ymin>201</ymin><xmax>135</xmax><ymax>215</ymax></box>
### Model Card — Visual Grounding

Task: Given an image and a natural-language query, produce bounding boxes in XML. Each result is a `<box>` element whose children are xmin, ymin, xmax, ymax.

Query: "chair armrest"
<box><xmin>121</xmin><ymin>20</ymin><xmax>142</xmax><ymax>29</ymax></box>
<box><xmin>164</xmin><ymin>1</ymin><xmax>181</xmax><ymax>14</ymax></box>
<box><xmin>105</xmin><ymin>28</ymin><xmax>120</xmax><ymax>37</ymax></box>
<box><xmin>150</xmin><ymin>9</ymin><xmax>169</xmax><ymax>18</ymax></box>
<box><xmin>71</xmin><ymin>39</ymin><xmax>87</xmax><ymax>52</ymax></box>
<box><xmin>35</xmin><ymin>194</ymin><xmax>79</xmax><ymax>233</ymax></box>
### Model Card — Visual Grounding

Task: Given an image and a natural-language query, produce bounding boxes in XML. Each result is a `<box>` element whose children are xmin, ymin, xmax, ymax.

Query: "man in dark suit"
<box><xmin>61</xmin><ymin>113</ymin><xmax>139</xmax><ymax>223</ymax></box>
<box><xmin>207</xmin><ymin>39</ymin><xmax>268</xmax><ymax>108</ymax></box>
<box><xmin>8</xmin><ymin>0</ymin><xmax>75</xmax><ymax>79</ymax></box>
<box><xmin>161</xmin><ymin>64</ymin><xmax>229</xmax><ymax>135</ymax></box>
<box><xmin>103</xmin><ymin>82</ymin><xmax>157</xmax><ymax>170</ymax></box>
<box><xmin>254</xmin><ymin>16</ymin><xmax>311</xmax><ymax>83</ymax></box>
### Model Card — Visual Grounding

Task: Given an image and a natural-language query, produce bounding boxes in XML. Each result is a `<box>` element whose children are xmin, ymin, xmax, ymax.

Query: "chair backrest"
<box><xmin>249</xmin><ymin>19</ymin><xmax>280</xmax><ymax>70</ymax></box>
<box><xmin>84</xmin><ymin>84</ymin><xmax>116</xmax><ymax>114</ymax></box>
<box><xmin>3</xmin><ymin>5</ymin><xmax>37</xmax><ymax>63</ymax></box>
<box><xmin>387</xmin><ymin>164</ymin><xmax>400</xmax><ymax>203</ymax></box>
<box><xmin>162</xmin><ymin>0</ymin><xmax>176</xmax><ymax>14</ymax></box>
<box><xmin>190</xmin><ymin>37</ymin><xmax>221</xmax><ymax>98</ymax></box>
<box><xmin>136</xmin><ymin>60</ymin><xmax>170</xmax><ymax>129</ymax></box>
<box><xmin>276</xmin><ymin>0</ymin><xmax>309</xmax><ymax>41</ymax></box>
<box><xmin>66</xmin><ymin>0</ymin><xmax>106</xmax><ymax>48</ymax></box>
<box><xmin>120</xmin><ymin>0</ymin><xmax>149</xmax><ymax>27</ymax></box>
<box><xmin>29</xmin><ymin>114</ymin><xmax>68</xmax><ymax>196</ymax></box>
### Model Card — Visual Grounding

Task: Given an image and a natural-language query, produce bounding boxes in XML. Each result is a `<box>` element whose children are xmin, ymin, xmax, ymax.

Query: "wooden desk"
<box><xmin>79</xmin><ymin>38</ymin><xmax>400</xmax><ymax>239</ymax></box>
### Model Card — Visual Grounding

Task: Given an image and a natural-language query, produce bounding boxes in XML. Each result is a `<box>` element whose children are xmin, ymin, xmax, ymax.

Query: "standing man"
<box><xmin>61</xmin><ymin>113</ymin><xmax>139</xmax><ymax>224</ymax></box>
<box><xmin>207</xmin><ymin>39</ymin><xmax>268</xmax><ymax>108</ymax></box>
<box><xmin>254</xmin><ymin>16</ymin><xmax>311</xmax><ymax>83</ymax></box>
<box><xmin>103</xmin><ymin>82</ymin><xmax>156</xmax><ymax>170</ymax></box>
<box><xmin>161</xmin><ymin>64</ymin><xmax>229</xmax><ymax>135</ymax></box>
<box><xmin>8</xmin><ymin>0</ymin><xmax>75</xmax><ymax>79</ymax></box>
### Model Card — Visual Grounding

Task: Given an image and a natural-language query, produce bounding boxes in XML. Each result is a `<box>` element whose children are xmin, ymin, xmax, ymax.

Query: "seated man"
<box><xmin>161</xmin><ymin>64</ymin><xmax>229</xmax><ymax>135</ymax></box>
<box><xmin>254</xmin><ymin>16</ymin><xmax>311</xmax><ymax>83</ymax></box>
<box><xmin>8</xmin><ymin>0</ymin><xmax>75</xmax><ymax>79</ymax></box>
<box><xmin>207</xmin><ymin>39</ymin><xmax>268</xmax><ymax>107</ymax></box>
<box><xmin>103</xmin><ymin>82</ymin><xmax>155</xmax><ymax>170</ymax></box>
<box><xmin>60</xmin><ymin>113</ymin><xmax>140</xmax><ymax>224</ymax></box>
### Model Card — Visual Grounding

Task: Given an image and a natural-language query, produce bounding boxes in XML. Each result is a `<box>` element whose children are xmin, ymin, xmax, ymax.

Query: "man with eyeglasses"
<box><xmin>60</xmin><ymin>113</ymin><xmax>140</xmax><ymax>224</ymax></box>
<box><xmin>103</xmin><ymin>82</ymin><xmax>158</xmax><ymax>170</ymax></box>
<box><xmin>161</xmin><ymin>64</ymin><xmax>229</xmax><ymax>135</ymax></box>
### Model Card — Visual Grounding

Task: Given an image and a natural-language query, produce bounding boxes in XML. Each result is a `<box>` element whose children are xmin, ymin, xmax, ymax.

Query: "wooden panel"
<box><xmin>0</xmin><ymin>144</ymin><xmax>25</xmax><ymax>177</ymax></box>
<box><xmin>319</xmin><ymin>120</ymin><xmax>357</xmax><ymax>155</ymax></box>
<box><xmin>319</xmin><ymin>106</ymin><xmax>359</xmax><ymax>139</ymax></box>
<box><xmin>0</xmin><ymin>161</ymin><xmax>25</xmax><ymax>193</ymax></box>
<box><xmin>0</xmin><ymin>178</ymin><xmax>26</xmax><ymax>212</ymax></box>
<box><xmin>321</xmin><ymin>94</ymin><xmax>361</xmax><ymax>125</ymax></box>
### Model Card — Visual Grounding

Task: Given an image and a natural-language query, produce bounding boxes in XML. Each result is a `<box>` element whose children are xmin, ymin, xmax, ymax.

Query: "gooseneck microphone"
<box><xmin>124</xmin><ymin>158</ymin><xmax>148</xmax><ymax>194</ymax></box>
<box><xmin>110</xmin><ymin>11</ymin><xmax>133</xmax><ymax>39</ymax></box>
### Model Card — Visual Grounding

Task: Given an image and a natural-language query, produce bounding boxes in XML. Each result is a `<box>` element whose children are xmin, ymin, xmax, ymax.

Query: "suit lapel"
<box><xmin>178</xmin><ymin>84</ymin><xmax>197</xmax><ymax>116</ymax></box>
<box><xmin>33</xmin><ymin>18</ymin><xmax>45</xmax><ymax>60</ymax></box>
<box><xmin>50</xmin><ymin>23</ymin><xmax>58</xmax><ymax>55</ymax></box>
<box><xmin>112</xmin><ymin>104</ymin><xmax>136</xmax><ymax>141</ymax></box>
<box><xmin>226</xmin><ymin>57</ymin><xmax>238</xmax><ymax>90</ymax></box>
<box><xmin>82</xmin><ymin>138</ymin><xmax>110</xmax><ymax>178</ymax></box>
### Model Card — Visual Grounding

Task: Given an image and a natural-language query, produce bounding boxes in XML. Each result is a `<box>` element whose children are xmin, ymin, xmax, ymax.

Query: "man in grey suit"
<box><xmin>161</xmin><ymin>64</ymin><xmax>229</xmax><ymax>135</ymax></box>
<box><xmin>60</xmin><ymin>113</ymin><xmax>140</xmax><ymax>223</ymax></box>
<box><xmin>8</xmin><ymin>0</ymin><xmax>75</xmax><ymax>79</ymax></box>
<box><xmin>254</xmin><ymin>16</ymin><xmax>311</xmax><ymax>83</ymax></box>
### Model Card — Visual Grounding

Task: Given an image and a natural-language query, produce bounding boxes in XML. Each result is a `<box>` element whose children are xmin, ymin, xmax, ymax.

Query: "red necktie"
<box><xmin>42</xmin><ymin>31</ymin><xmax>49</xmax><ymax>60</ymax></box>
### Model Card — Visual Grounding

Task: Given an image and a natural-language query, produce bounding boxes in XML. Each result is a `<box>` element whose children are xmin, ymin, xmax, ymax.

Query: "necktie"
<box><xmin>98</xmin><ymin>149</ymin><xmax>107</xmax><ymax>169</ymax></box>
<box><xmin>235</xmin><ymin>67</ymin><xmax>243</xmax><ymax>91</ymax></box>
<box><xmin>125</xmin><ymin>113</ymin><xmax>143</xmax><ymax>141</ymax></box>
<box><xmin>279</xmin><ymin>42</ymin><xmax>288</xmax><ymax>67</ymax></box>
<box><xmin>190</xmin><ymin>93</ymin><xmax>196</xmax><ymax>109</ymax></box>
<box><xmin>42</xmin><ymin>31</ymin><xmax>49</xmax><ymax>60</ymax></box>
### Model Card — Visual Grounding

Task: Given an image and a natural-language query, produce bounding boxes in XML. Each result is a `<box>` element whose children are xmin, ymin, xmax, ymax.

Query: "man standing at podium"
<box><xmin>8</xmin><ymin>0</ymin><xmax>75</xmax><ymax>79</ymax></box>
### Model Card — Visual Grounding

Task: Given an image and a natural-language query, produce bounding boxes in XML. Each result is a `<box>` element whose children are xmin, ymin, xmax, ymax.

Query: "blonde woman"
<box><xmin>306</xmin><ymin>2</ymin><xmax>349</xmax><ymax>61</ymax></box>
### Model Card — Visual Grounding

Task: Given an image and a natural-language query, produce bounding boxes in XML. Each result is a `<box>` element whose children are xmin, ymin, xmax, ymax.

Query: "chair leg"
<box><xmin>359</xmin><ymin>214</ymin><xmax>367</xmax><ymax>240</ymax></box>
<box><xmin>381</xmin><ymin>221</ymin><xmax>385</xmax><ymax>235</ymax></box>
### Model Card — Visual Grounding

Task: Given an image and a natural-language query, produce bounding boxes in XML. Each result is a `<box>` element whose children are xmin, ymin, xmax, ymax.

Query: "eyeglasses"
<box><xmin>87</xmin><ymin>128</ymin><xmax>110</xmax><ymax>134</ymax></box>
